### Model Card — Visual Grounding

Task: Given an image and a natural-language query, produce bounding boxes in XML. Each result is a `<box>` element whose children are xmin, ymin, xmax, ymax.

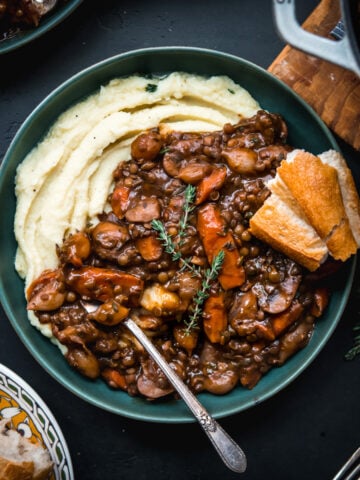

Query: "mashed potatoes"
<box><xmin>14</xmin><ymin>72</ymin><xmax>260</xmax><ymax>335</ymax></box>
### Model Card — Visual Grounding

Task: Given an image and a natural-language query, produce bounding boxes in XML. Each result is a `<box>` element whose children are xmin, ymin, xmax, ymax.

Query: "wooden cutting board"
<box><xmin>268</xmin><ymin>0</ymin><xmax>360</xmax><ymax>150</ymax></box>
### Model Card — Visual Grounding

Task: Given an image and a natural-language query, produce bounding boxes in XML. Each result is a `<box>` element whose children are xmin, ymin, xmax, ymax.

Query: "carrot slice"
<box><xmin>270</xmin><ymin>302</ymin><xmax>303</xmax><ymax>337</ymax></box>
<box><xmin>65</xmin><ymin>266</ymin><xmax>143</xmax><ymax>302</ymax></box>
<box><xmin>197</xmin><ymin>203</ymin><xmax>245</xmax><ymax>289</ymax></box>
<box><xmin>102</xmin><ymin>369</ymin><xmax>127</xmax><ymax>390</ymax></box>
<box><xmin>111</xmin><ymin>184</ymin><xmax>130</xmax><ymax>218</ymax></box>
<box><xmin>203</xmin><ymin>291</ymin><xmax>227</xmax><ymax>343</ymax></box>
<box><xmin>173</xmin><ymin>324</ymin><xmax>199</xmax><ymax>354</ymax></box>
<box><xmin>135</xmin><ymin>235</ymin><xmax>163</xmax><ymax>261</ymax></box>
<box><xmin>195</xmin><ymin>166</ymin><xmax>227</xmax><ymax>205</ymax></box>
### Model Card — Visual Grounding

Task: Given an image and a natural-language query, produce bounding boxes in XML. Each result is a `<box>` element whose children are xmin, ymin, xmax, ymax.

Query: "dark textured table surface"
<box><xmin>1</xmin><ymin>1</ymin><xmax>360</xmax><ymax>479</ymax></box>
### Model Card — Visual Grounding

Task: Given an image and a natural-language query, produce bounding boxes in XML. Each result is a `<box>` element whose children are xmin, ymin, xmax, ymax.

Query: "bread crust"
<box><xmin>250</xmin><ymin>149</ymin><xmax>360</xmax><ymax>270</ymax></box>
<box><xmin>278</xmin><ymin>151</ymin><xmax>343</xmax><ymax>237</ymax></box>
<box><xmin>278</xmin><ymin>150</ymin><xmax>357</xmax><ymax>261</ymax></box>
<box><xmin>0</xmin><ymin>420</ymin><xmax>53</xmax><ymax>480</ymax></box>
<box><xmin>250</xmin><ymin>185</ymin><xmax>328</xmax><ymax>271</ymax></box>
<box><xmin>33</xmin><ymin>464</ymin><xmax>53</xmax><ymax>480</ymax></box>
<box><xmin>319</xmin><ymin>150</ymin><xmax>360</xmax><ymax>247</ymax></box>
<box><xmin>0</xmin><ymin>457</ymin><xmax>34</xmax><ymax>480</ymax></box>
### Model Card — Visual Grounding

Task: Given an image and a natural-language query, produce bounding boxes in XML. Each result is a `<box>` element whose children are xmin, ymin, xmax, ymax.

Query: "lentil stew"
<box><xmin>26</xmin><ymin>110</ymin><xmax>333</xmax><ymax>400</ymax></box>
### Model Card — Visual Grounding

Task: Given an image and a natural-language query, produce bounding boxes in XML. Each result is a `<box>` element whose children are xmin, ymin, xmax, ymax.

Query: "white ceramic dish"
<box><xmin>0</xmin><ymin>363</ymin><xmax>74</xmax><ymax>480</ymax></box>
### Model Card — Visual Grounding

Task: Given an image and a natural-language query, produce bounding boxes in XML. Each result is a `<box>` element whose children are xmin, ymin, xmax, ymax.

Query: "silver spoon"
<box><xmin>83</xmin><ymin>302</ymin><xmax>247</xmax><ymax>473</ymax></box>
<box><xmin>125</xmin><ymin>317</ymin><xmax>247</xmax><ymax>472</ymax></box>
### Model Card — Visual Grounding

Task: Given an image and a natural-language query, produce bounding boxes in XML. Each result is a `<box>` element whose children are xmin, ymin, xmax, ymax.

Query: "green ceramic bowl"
<box><xmin>0</xmin><ymin>47</ymin><xmax>355</xmax><ymax>423</ymax></box>
<box><xmin>0</xmin><ymin>0</ymin><xmax>83</xmax><ymax>55</ymax></box>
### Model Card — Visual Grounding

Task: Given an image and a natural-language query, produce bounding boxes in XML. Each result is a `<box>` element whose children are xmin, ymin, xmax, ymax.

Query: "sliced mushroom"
<box><xmin>131</xmin><ymin>130</ymin><xmax>162</xmax><ymax>162</ymax></box>
<box><xmin>66</xmin><ymin>347</ymin><xmax>100</xmax><ymax>379</ymax></box>
<box><xmin>275</xmin><ymin>321</ymin><xmax>314</xmax><ymax>365</ymax></box>
<box><xmin>162</xmin><ymin>152</ymin><xmax>181</xmax><ymax>177</ymax></box>
<box><xmin>57</xmin><ymin>231</ymin><xmax>91</xmax><ymax>267</ymax></box>
<box><xmin>200</xmin><ymin>341</ymin><xmax>239</xmax><ymax>394</ymax></box>
<box><xmin>222</xmin><ymin>147</ymin><xmax>258</xmax><ymax>175</ymax></box>
<box><xmin>137</xmin><ymin>358</ymin><xmax>173</xmax><ymax>399</ymax></box>
<box><xmin>228</xmin><ymin>290</ymin><xmax>259</xmax><ymax>336</ymax></box>
<box><xmin>203</xmin><ymin>366</ymin><xmax>238</xmax><ymax>395</ymax></box>
<box><xmin>125</xmin><ymin>197</ymin><xmax>161</xmax><ymax>223</ymax></box>
<box><xmin>177</xmin><ymin>272</ymin><xmax>201</xmax><ymax>300</ymax></box>
<box><xmin>27</xmin><ymin>269</ymin><xmax>66</xmax><ymax>311</ymax></box>
<box><xmin>252</xmin><ymin>274</ymin><xmax>302</xmax><ymax>314</ymax></box>
<box><xmin>91</xmin><ymin>221</ymin><xmax>130</xmax><ymax>261</ymax></box>
<box><xmin>177</xmin><ymin>162</ymin><xmax>212</xmax><ymax>184</ymax></box>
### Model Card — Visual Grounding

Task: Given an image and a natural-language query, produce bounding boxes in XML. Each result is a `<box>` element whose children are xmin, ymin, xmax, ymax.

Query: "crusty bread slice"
<box><xmin>249</xmin><ymin>149</ymin><xmax>360</xmax><ymax>270</ymax></box>
<box><xmin>250</xmin><ymin>176</ymin><xmax>328</xmax><ymax>271</ymax></box>
<box><xmin>278</xmin><ymin>150</ymin><xmax>357</xmax><ymax>261</ymax></box>
<box><xmin>0</xmin><ymin>420</ymin><xmax>53</xmax><ymax>480</ymax></box>
<box><xmin>319</xmin><ymin>149</ymin><xmax>360</xmax><ymax>247</ymax></box>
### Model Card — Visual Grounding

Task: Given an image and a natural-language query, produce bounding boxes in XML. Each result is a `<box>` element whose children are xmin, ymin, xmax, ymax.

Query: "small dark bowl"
<box><xmin>0</xmin><ymin>0</ymin><xmax>83</xmax><ymax>55</ymax></box>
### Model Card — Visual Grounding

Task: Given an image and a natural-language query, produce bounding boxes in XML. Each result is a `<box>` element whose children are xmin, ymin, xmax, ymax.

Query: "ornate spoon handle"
<box><xmin>124</xmin><ymin>317</ymin><xmax>247</xmax><ymax>473</ymax></box>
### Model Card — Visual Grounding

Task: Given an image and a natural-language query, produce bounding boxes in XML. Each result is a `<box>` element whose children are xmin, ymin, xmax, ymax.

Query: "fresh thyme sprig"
<box><xmin>185</xmin><ymin>250</ymin><xmax>225</xmax><ymax>333</ymax></box>
<box><xmin>151</xmin><ymin>218</ymin><xmax>200</xmax><ymax>277</ymax></box>
<box><xmin>151</xmin><ymin>186</ymin><xmax>224</xmax><ymax>333</ymax></box>
<box><xmin>151</xmin><ymin>184</ymin><xmax>199</xmax><ymax>276</ymax></box>
<box><xmin>151</xmin><ymin>218</ymin><xmax>180</xmax><ymax>259</ymax></box>
<box><xmin>178</xmin><ymin>184</ymin><xmax>196</xmax><ymax>246</ymax></box>
<box><xmin>345</xmin><ymin>323</ymin><xmax>360</xmax><ymax>360</ymax></box>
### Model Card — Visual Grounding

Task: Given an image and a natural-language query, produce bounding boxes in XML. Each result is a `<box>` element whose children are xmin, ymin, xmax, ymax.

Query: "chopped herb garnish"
<box><xmin>228</xmin><ymin>88</ymin><xmax>235</xmax><ymax>94</ymax></box>
<box><xmin>151</xmin><ymin>185</ymin><xmax>199</xmax><ymax>276</ymax></box>
<box><xmin>145</xmin><ymin>83</ymin><xmax>158</xmax><ymax>93</ymax></box>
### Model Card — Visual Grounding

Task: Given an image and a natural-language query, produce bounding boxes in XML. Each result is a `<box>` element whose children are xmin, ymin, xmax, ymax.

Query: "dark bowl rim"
<box><xmin>0</xmin><ymin>0</ymin><xmax>83</xmax><ymax>55</ymax></box>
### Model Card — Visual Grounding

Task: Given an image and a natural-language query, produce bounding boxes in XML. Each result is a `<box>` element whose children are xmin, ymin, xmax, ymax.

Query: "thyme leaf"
<box><xmin>345</xmin><ymin>323</ymin><xmax>360</xmax><ymax>360</ymax></box>
<box><xmin>185</xmin><ymin>250</ymin><xmax>225</xmax><ymax>333</ymax></box>
<box><xmin>151</xmin><ymin>219</ymin><xmax>200</xmax><ymax>276</ymax></box>
<box><xmin>178</xmin><ymin>184</ymin><xmax>196</xmax><ymax>246</ymax></box>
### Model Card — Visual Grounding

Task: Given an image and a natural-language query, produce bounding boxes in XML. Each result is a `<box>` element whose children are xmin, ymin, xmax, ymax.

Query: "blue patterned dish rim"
<box><xmin>0</xmin><ymin>363</ymin><xmax>74</xmax><ymax>479</ymax></box>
